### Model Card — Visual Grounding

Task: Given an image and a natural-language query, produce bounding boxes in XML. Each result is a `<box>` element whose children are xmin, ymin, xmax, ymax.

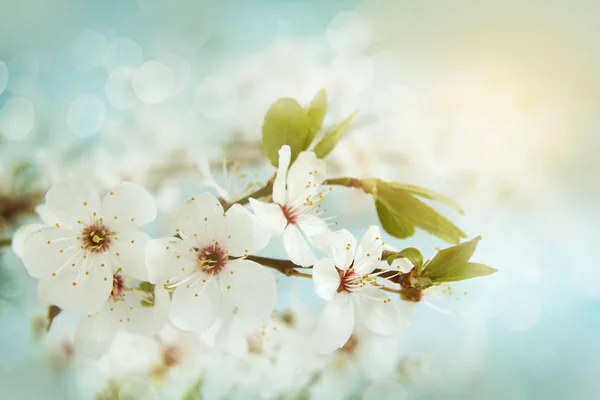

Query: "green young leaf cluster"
<box><xmin>258</xmin><ymin>91</ymin><xmax>496</xmax><ymax>283</ymax></box>
<box><xmin>367</xmin><ymin>179</ymin><xmax>466</xmax><ymax>244</ymax></box>
<box><xmin>261</xmin><ymin>89</ymin><xmax>355</xmax><ymax>165</ymax></box>
<box><xmin>386</xmin><ymin>247</ymin><xmax>423</xmax><ymax>273</ymax></box>
<box><xmin>386</xmin><ymin>238</ymin><xmax>497</xmax><ymax>287</ymax></box>
<box><xmin>422</xmin><ymin>236</ymin><xmax>497</xmax><ymax>283</ymax></box>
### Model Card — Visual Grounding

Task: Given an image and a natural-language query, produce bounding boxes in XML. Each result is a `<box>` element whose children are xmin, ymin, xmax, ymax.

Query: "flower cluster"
<box><xmin>16</xmin><ymin>144</ymin><xmax>412</xmax><ymax>358</ymax></box>
<box><xmin>8</xmin><ymin>90</ymin><xmax>496</xmax><ymax>398</ymax></box>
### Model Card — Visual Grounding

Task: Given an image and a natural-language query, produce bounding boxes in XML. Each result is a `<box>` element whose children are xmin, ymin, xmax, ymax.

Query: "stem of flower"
<box><xmin>222</xmin><ymin>175</ymin><xmax>275</xmax><ymax>210</ymax></box>
<box><xmin>247</xmin><ymin>252</ymin><xmax>408</xmax><ymax>285</ymax></box>
<box><xmin>47</xmin><ymin>305</ymin><xmax>62</xmax><ymax>332</ymax></box>
<box><xmin>323</xmin><ymin>177</ymin><xmax>377</xmax><ymax>194</ymax></box>
<box><xmin>245</xmin><ymin>255</ymin><xmax>312</xmax><ymax>278</ymax></box>
<box><xmin>380</xmin><ymin>286</ymin><xmax>402</xmax><ymax>294</ymax></box>
<box><xmin>0</xmin><ymin>238</ymin><xmax>11</xmax><ymax>247</ymax></box>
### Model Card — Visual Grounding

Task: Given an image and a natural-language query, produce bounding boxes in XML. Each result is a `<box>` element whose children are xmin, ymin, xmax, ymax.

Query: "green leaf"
<box><xmin>421</xmin><ymin>236</ymin><xmax>487</xmax><ymax>282</ymax></box>
<box><xmin>375</xmin><ymin>180</ymin><xmax>467</xmax><ymax>244</ymax></box>
<box><xmin>430</xmin><ymin>262</ymin><xmax>498</xmax><ymax>283</ymax></box>
<box><xmin>376</xmin><ymin>199</ymin><xmax>415</xmax><ymax>238</ymax></box>
<box><xmin>313</xmin><ymin>111</ymin><xmax>356</xmax><ymax>158</ymax></box>
<box><xmin>262</xmin><ymin>98</ymin><xmax>310</xmax><ymax>166</ymax></box>
<box><xmin>306</xmin><ymin>89</ymin><xmax>328</xmax><ymax>147</ymax></box>
<box><xmin>386</xmin><ymin>247</ymin><xmax>423</xmax><ymax>269</ymax></box>
<box><xmin>385</xmin><ymin>182</ymin><xmax>464</xmax><ymax>214</ymax></box>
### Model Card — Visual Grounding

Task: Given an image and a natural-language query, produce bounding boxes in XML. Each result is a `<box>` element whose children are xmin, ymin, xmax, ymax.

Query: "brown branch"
<box><xmin>323</xmin><ymin>177</ymin><xmax>377</xmax><ymax>194</ymax></box>
<box><xmin>246</xmin><ymin>253</ymin><xmax>411</xmax><ymax>287</ymax></box>
<box><xmin>245</xmin><ymin>255</ymin><xmax>311</xmax><ymax>278</ymax></box>
<box><xmin>47</xmin><ymin>305</ymin><xmax>62</xmax><ymax>332</ymax></box>
<box><xmin>0</xmin><ymin>237</ymin><xmax>11</xmax><ymax>247</ymax></box>
<box><xmin>380</xmin><ymin>286</ymin><xmax>402</xmax><ymax>294</ymax></box>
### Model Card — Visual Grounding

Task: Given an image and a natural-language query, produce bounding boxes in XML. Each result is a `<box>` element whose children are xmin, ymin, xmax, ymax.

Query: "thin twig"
<box><xmin>380</xmin><ymin>286</ymin><xmax>402</xmax><ymax>294</ymax></box>
<box><xmin>245</xmin><ymin>255</ymin><xmax>311</xmax><ymax>278</ymax></box>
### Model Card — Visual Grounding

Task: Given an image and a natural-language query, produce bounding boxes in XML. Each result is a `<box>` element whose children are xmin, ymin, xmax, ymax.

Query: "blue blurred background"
<box><xmin>1</xmin><ymin>0</ymin><xmax>599</xmax><ymax>399</ymax></box>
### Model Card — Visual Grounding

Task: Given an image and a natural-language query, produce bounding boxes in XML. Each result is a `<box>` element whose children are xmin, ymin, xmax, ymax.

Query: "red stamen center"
<box><xmin>197</xmin><ymin>244</ymin><xmax>227</xmax><ymax>275</ymax></box>
<box><xmin>81</xmin><ymin>223</ymin><xmax>111</xmax><ymax>253</ymax></box>
<box><xmin>281</xmin><ymin>205</ymin><xmax>299</xmax><ymax>226</ymax></box>
<box><xmin>337</xmin><ymin>268</ymin><xmax>360</xmax><ymax>293</ymax></box>
<box><xmin>111</xmin><ymin>273</ymin><xmax>125</xmax><ymax>300</ymax></box>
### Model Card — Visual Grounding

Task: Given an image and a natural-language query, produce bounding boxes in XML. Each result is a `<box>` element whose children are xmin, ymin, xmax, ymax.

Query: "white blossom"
<box><xmin>250</xmin><ymin>145</ymin><xmax>329</xmax><ymax>267</ymax></box>
<box><xmin>197</xmin><ymin>156</ymin><xmax>263</xmax><ymax>204</ymax></box>
<box><xmin>74</xmin><ymin>275</ymin><xmax>170</xmax><ymax>358</ymax></box>
<box><xmin>310</xmin><ymin>226</ymin><xmax>403</xmax><ymax>353</ymax></box>
<box><xmin>20</xmin><ymin>180</ymin><xmax>157</xmax><ymax>314</ymax></box>
<box><xmin>146</xmin><ymin>193</ymin><xmax>275</xmax><ymax>332</ymax></box>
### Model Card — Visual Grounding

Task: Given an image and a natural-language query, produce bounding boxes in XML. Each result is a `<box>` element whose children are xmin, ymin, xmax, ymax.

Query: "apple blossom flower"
<box><xmin>198</xmin><ymin>156</ymin><xmax>263</xmax><ymax>204</ymax></box>
<box><xmin>20</xmin><ymin>179</ymin><xmax>157</xmax><ymax>313</ymax></box>
<box><xmin>11</xmin><ymin>204</ymin><xmax>57</xmax><ymax>258</ymax></box>
<box><xmin>250</xmin><ymin>145</ymin><xmax>329</xmax><ymax>267</ymax></box>
<box><xmin>74</xmin><ymin>273</ymin><xmax>170</xmax><ymax>358</ymax></box>
<box><xmin>146</xmin><ymin>193</ymin><xmax>276</xmax><ymax>332</ymax></box>
<box><xmin>310</xmin><ymin>226</ymin><xmax>403</xmax><ymax>353</ymax></box>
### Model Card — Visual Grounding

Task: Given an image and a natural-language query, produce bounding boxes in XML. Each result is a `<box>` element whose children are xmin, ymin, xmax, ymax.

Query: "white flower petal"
<box><xmin>108</xmin><ymin>230</ymin><xmax>151</xmax><ymax>281</ymax></box>
<box><xmin>46</xmin><ymin>179</ymin><xmax>101</xmax><ymax>228</ymax></box>
<box><xmin>355</xmin><ymin>287</ymin><xmax>402</xmax><ymax>335</ymax></box>
<box><xmin>146</xmin><ymin>237</ymin><xmax>197</xmax><ymax>284</ymax></box>
<box><xmin>356</xmin><ymin>334</ymin><xmax>400</xmax><ymax>380</ymax></box>
<box><xmin>313</xmin><ymin>258</ymin><xmax>341</xmax><ymax>301</ymax></box>
<box><xmin>353</xmin><ymin>225</ymin><xmax>383</xmax><ymax>276</ymax></box>
<box><xmin>248</xmin><ymin>198</ymin><xmax>287</xmax><ymax>233</ymax></box>
<box><xmin>74</xmin><ymin>310</ymin><xmax>119</xmax><ymax>359</ymax></box>
<box><xmin>214</xmin><ymin>315</ymin><xmax>250</xmax><ymax>357</ymax></box>
<box><xmin>391</xmin><ymin>257</ymin><xmax>414</xmax><ymax>274</ymax></box>
<box><xmin>224</xmin><ymin>260</ymin><xmax>276</xmax><ymax>320</ymax></box>
<box><xmin>283</xmin><ymin>224</ymin><xmax>317</xmax><ymax>267</ymax></box>
<box><xmin>169</xmin><ymin>277</ymin><xmax>220</xmax><ymax>332</ymax></box>
<box><xmin>225</xmin><ymin>204</ymin><xmax>271</xmax><ymax>257</ymax></box>
<box><xmin>311</xmin><ymin>295</ymin><xmax>354</xmax><ymax>354</ymax></box>
<box><xmin>21</xmin><ymin>227</ymin><xmax>80</xmax><ymax>279</ymax></box>
<box><xmin>38</xmin><ymin>257</ymin><xmax>113</xmax><ymax>313</ymax></box>
<box><xmin>173</xmin><ymin>193</ymin><xmax>226</xmax><ymax>246</ymax></box>
<box><xmin>297</xmin><ymin>214</ymin><xmax>329</xmax><ymax>238</ymax></box>
<box><xmin>272</xmin><ymin>145</ymin><xmax>291</xmax><ymax>204</ymax></box>
<box><xmin>197</xmin><ymin>157</ymin><xmax>231</xmax><ymax>202</ymax></box>
<box><xmin>312</xmin><ymin>229</ymin><xmax>356</xmax><ymax>270</ymax></box>
<box><xmin>35</xmin><ymin>204</ymin><xmax>59</xmax><ymax>225</ymax></box>
<box><xmin>102</xmin><ymin>182</ymin><xmax>157</xmax><ymax>230</ymax></box>
<box><xmin>11</xmin><ymin>223</ymin><xmax>43</xmax><ymax>259</ymax></box>
<box><xmin>286</xmin><ymin>151</ymin><xmax>326</xmax><ymax>204</ymax></box>
<box><xmin>115</xmin><ymin>285</ymin><xmax>170</xmax><ymax>334</ymax></box>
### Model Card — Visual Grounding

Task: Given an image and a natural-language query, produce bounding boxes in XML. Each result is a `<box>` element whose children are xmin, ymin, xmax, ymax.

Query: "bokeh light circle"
<box><xmin>66</xmin><ymin>94</ymin><xmax>106</xmax><ymax>137</ymax></box>
<box><xmin>102</xmin><ymin>38</ymin><xmax>143</xmax><ymax>73</ymax></box>
<box><xmin>194</xmin><ymin>74</ymin><xmax>237</xmax><ymax>119</ymax></box>
<box><xmin>104</xmin><ymin>67</ymin><xmax>138</xmax><ymax>109</ymax></box>
<box><xmin>157</xmin><ymin>54</ymin><xmax>191</xmax><ymax>96</ymax></box>
<box><xmin>69</xmin><ymin>29</ymin><xmax>108</xmax><ymax>71</ymax></box>
<box><xmin>0</xmin><ymin>97</ymin><xmax>35</xmax><ymax>140</ymax></box>
<box><xmin>6</xmin><ymin>53</ymin><xmax>39</xmax><ymax>95</ymax></box>
<box><xmin>132</xmin><ymin>60</ymin><xmax>175</xmax><ymax>104</ymax></box>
